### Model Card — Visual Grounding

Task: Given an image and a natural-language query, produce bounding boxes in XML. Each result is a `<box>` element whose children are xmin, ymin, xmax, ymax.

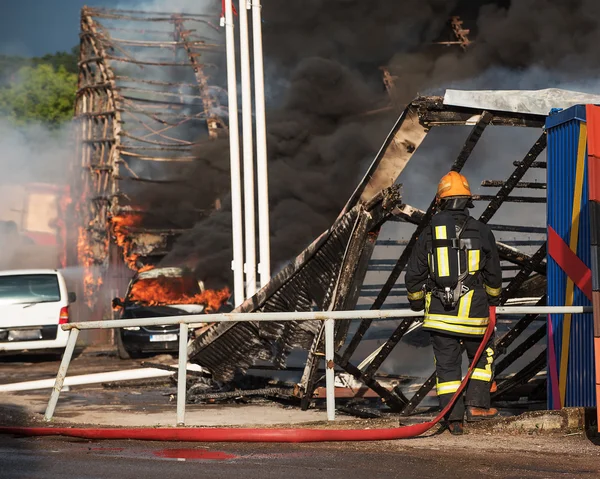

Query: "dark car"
<box><xmin>112</xmin><ymin>267</ymin><xmax>213</xmax><ymax>359</ymax></box>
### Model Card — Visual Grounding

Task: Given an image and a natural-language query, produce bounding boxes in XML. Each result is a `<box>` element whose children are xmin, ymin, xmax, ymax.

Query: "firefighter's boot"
<box><xmin>447</xmin><ymin>421</ymin><xmax>464</xmax><ymax>435</ymax></box>
<box><xmin>466</xmin><ymin>406</ymin><xmax>499</xmax><ymax>422</ymax></box>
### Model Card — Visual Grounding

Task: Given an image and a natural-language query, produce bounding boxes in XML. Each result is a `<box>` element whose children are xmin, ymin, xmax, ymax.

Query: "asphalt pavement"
<box><xmin>1</xmin><ymin>435</ymin><xmax>600</xmax><ymax>479</ymax></box>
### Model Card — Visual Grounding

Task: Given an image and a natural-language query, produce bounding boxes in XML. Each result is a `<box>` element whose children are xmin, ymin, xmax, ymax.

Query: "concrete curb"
<box><xmin>468</xmin><ymin>408</ymin><xmax>592</xmax><ymax>435</ymax></box>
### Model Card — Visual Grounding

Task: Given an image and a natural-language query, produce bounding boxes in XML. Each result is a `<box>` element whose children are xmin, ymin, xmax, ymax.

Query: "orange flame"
<box><xmin>77</xmin><ymin>226</ymin><xmax>103</xmax><ymax>306</ymax></box>
<box><xmin>128</xmin><ymin>275</ymin><xmax>230</xmax><ymax>312</ymax></box>
<box><xmin>111</xmin><ymin>214</ymin><xmax>142</xmax><ymax>271</ymax></box>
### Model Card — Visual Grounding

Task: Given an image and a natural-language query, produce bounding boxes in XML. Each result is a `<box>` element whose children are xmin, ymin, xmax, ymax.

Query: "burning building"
<box><xmin>70</xmin><ymin>7</ymin><xmax>230</xmax><ymax>318</ymax></box>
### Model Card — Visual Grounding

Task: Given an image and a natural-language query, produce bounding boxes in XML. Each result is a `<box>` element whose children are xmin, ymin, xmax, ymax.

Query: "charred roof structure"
<box><xmin>71</xmin><ymin>7</ymin><xmax>227</xmax><ymax>310</ymax></box>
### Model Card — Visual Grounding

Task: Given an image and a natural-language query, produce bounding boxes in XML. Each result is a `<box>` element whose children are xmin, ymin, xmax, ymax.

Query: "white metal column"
<box><xmin>252</xmin><ymin>0</ymin><xmax>271</xmax><ymax>287</ymax></box>
<box><xmin>239</xmin><ymin>0</ymin><xmax>257</xmax><ymax>299</ymax></box>
<box><xmin>224</xmin><ymin>0</ymin><xmax>245</xmax><ymax>306</ymax></box>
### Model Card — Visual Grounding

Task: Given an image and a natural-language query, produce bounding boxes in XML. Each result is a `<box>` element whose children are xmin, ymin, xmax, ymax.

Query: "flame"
<box><xmin>77</xmin><ymin>226</ymin><xmax>103</xmax><ymax>306</ymax></box>
<box><xmin>111</xmin><ymin>214</ymin><xmax>142</xmax><ymax>271</ymax></box>
<box><xmin>138</xmin><ymin>265</ymin><xmax>156</xmax><ymax>273</ymax></box>
<box><xmin>129</xmin><ymin>275</ymin><xmax>230</xmax><ymax>312</ymax></box>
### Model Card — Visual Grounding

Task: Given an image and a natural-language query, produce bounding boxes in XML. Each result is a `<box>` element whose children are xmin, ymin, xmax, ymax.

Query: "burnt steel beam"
<box><xmin>489</xmin><ymin>224</ymin><xmax>546</xmax><ymax>234</ymax></box>
<box><xmin>481</xmin><ymin>180</ymin><xmax>546</xmax><ymax>190</ymax></box>
<box><xmin>412</xmin><ymin>97</ymin><xmax>545</xmax><ymax>128</ymax></box>
<box><xmin>479</xmin><ymin>133</ymin><xmax>547</xmax><ymax>224</ymax></box>
<box><xmin>494</xmin><ymin>323</ymin><xmax>546</xmax><ymax>377</ymax></box>
<box><xmin>514</xmin><ymin>161</ymin><xmax>546</xmax><ymax>168</ymax></box>
<box><xmin>497</xmin><ymin>297</ymin><xmax>546</xmax><ymax>352</ymax></box>
<box><xmin>497</xmin><ymin>243</ymin><xmax>546</xmax><ymax>276</ymax></box>
<box><xmin>334</xmin><ymin>353</ymin><xmax>408</xmax><ymax>410</ymax></box>
<box><xmin>188</xmin><ymin>387</ymin><xmax>295</xmax><ymax>403</ymax></box>
<box><xmin>362</xmin><ymin>318</ymin><xmax>418</xmax><ymax>381</ymax></box>
<box><xmin>501</xmin><ymin>243</ymin><xmax>547</xmax><ymax>303</ymax></box>
<box><xmin>473</xmin><ymin>195</ymin><xmax>546</xmax><ymax>204</ymax></box>
<box><xmin>492</xmin><ymin>349</ymin><xmax>546</xmax><ymax>400</ymax></box>
<box><xmin>401</xmin><ymin>373</ymin><xmax>436</xmax><ymax>416</ymax></box>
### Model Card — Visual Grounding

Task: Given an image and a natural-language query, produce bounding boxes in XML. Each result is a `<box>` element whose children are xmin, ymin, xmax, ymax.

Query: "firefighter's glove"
<box><xmin>407</xmin><ymin>290</ymin><xmax>425</xmax><ymax>312</ymax></box>
<box><xmin>409</xmin><ymin>299</ymin><xmax>424</xmax><ymax>312</ymax></box>
<box><xmin>488</xmin><ymin>295</ymin><xmax>501</xmax><ymax>307</ymax></box>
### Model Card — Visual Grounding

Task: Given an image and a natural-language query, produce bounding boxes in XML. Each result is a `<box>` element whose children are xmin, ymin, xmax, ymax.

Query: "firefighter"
<box><xmin>405</xmin><ymin>171</ymin><xmax>503</xmax><ymax>435</ymax></box>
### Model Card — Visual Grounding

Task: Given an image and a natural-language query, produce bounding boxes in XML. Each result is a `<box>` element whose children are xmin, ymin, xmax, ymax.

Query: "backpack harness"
<box><xmin>427</xmin><ymin>215</ymin><xmax>482</xmax><ymax>309</ymax></box>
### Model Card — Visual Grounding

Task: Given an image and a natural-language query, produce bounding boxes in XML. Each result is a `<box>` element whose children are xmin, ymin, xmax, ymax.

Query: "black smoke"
<box><xmin>162</xmin><ymin>0</ymin><xmax>600</xmax><ymax>287</ymax></box>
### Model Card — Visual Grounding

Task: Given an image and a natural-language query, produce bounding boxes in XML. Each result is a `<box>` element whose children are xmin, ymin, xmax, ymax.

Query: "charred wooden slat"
<box><xmin>401</xmin><ymin>373</ymin><xmax>436</xmax><ymax>416</ymax></box>
<box><xmin>494</xmin><ymin>324</ymin><xmax>546</xmax><ymax>376</ymax></box>
<box><xmin>497</xmin><ymin>243</ymin><xmax>546</xmax><ymax>276</ymax></box>
<box><xmin>489</xmin><ymin>224</ymin><xmax>546</xmax><ymax>234</ymax></box>
<box><xmin>479</xmin><ymin>133</ymin><xmax>547</xmax><ymax>224</ymax></box>
<box><xmin>174</xmin><ymin>15</ymin><xmax>227</xmax><ymax>138</ymax></box>
<box><xmin>492</xmin><ymin>349</ymin><xmax>546</xmax><ymax>400</ymax></box>
<box><xmin>86</xmin><ymin>10</ymin><xmax>216</xmax><ymax>23</ymax></box>
<box><xmin>410</xmin><ymin>97</ymin><xmax>545</xmax><ymax>128</ymax></box>
<box><xmin>497</xmin><ymin>297</ymin><xmax>546</xmax><ymax>351</ymax></box>
<box><xmin>188</xmin><ymin>387</ymin><xmax>295</xmax><ymax>403</ymax></box>
<box><xmin>120</xmin><ymin>94</ymin><xmax>205</xmax><ymax>107</ymax></box>
<box><xmin>501</xmin><ymin>243</ymin><xmax>547</xmax><ymax>303</ymax></box>
<box><xmin>481</xmin><ymin>180</ymin><xmax>546</xmax><ymax>189</ymax></box>
<box><xmin>473</xmin><ymin>195</ymin><xmax>546</xmax><ymax>203</ymax></box>
<box><xmin>514</xmin><ymin>161</ymin><xmax>546</xmax><ymax>168</ymax></box>
<box><xmin>334</xmin><ymin>353</ymin><xmax>408</xmax><ymax>410</ymax></box>
<box><xmin>362</xmin><ymin>318</ymin><xmax>418</xmax><ymax>381</ymax></box>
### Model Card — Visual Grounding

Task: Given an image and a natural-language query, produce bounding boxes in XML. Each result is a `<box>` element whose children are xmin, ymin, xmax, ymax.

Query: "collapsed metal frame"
<box><xmin>332</xmin><ymin>98</ymin><xmax>549</xmax><ymax>414</ymax></box>
<box><xmin>188</xmin><ymin>95</ymin><xmax>552</xmax><ymax>414</ymax></box>
<box><xmin>73</xmin><ymin>7</ymin><xmax>227</xmax><ymax>307</ymax></box>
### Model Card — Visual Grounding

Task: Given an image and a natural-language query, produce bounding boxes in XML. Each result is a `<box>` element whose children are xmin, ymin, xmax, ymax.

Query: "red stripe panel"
<box><xmin>586</xmin><ymin>105</ymin><xmax>600</xmax><ymax>202</ymax></box>
<box><xmin>548</xmin><ymin>226</ymin><xmax>593</xmax><ymax>301</ymax></box>
<box><xmin>590</xmin><ymin>156</ymin><xmax>600</xmax><ymax>202</ymax></box>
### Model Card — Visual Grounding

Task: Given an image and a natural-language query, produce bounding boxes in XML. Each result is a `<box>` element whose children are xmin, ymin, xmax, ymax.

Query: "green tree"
<box><xmin>0</xmin><ymin>64</ymin><xmax>77</xmax><ymax>126</ymax></box>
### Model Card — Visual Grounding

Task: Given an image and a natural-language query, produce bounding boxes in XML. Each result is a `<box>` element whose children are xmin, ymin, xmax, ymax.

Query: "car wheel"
<box><xmin>116</xmin><ymin>330</ymin><xmax>133</xmax><ymax>360</ymax></box>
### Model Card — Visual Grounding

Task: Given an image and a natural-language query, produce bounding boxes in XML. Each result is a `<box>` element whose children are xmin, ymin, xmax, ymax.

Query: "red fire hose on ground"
<box><xmin>0</xmin><ymin>309</ymin><xmax>497</xmax><ymax>443</ymax></box>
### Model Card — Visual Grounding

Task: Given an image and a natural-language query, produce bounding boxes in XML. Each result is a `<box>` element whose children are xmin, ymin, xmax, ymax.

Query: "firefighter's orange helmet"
<box><xmin>437</xmin><ymin>171</ymin><xmax>472</xmax><ymax>199</ymax></box>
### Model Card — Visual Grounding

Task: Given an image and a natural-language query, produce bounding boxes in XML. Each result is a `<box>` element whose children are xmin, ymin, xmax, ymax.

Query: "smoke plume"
<box><xmin>114</xmin><ymin>0</ymin><xmax>600</xmax><ymax>288</ymax></box>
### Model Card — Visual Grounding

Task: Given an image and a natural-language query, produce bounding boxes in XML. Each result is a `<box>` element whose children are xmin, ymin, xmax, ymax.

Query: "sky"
<box><xmin>0</xmin><ymin>1</ymin><xmax>123</xmax><ymax>56</ymax></box>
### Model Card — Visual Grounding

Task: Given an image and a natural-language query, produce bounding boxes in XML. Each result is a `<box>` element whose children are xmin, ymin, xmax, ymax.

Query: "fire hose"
<box><xmin>0</xmin><ymin>309</ymin><xmax>496</xmax><ymax>443</ymax></box>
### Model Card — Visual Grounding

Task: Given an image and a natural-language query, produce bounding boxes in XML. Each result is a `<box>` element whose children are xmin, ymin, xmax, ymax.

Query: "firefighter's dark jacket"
<box><xmin>405</xmin><ymin>208</ymin><xmax>503</xmax><ymax>337</ymax></box>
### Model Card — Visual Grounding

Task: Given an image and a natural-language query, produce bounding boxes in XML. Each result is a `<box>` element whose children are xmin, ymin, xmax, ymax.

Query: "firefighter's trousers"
<box><xmin>431</xmin><ymin>331</ymin><xmax>495</xmax><ymax>422</ymax></box>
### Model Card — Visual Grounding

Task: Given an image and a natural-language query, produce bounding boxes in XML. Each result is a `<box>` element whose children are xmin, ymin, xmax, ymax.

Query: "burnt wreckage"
<box><xmin>189</xmin><ymin>96</ymin><xmax>550</xmax><ymax>413</ymax></box>
<box><xmin>72</xmin><ymin>8</ymin><xmax>550</xmax><ymax>414</ymax></box>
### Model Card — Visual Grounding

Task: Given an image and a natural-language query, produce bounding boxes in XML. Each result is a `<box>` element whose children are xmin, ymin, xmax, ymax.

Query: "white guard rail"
<box><xmin>44</xmin><ymin>306</ymin><xmax>593</xmax><ymax>425</ymax></box>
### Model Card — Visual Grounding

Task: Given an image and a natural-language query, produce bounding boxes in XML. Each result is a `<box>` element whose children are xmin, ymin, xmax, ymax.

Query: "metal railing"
<box><xmin>44</xmin><ymin>306</ymin><xmax>593</xmax><ymax>426</ymax></box>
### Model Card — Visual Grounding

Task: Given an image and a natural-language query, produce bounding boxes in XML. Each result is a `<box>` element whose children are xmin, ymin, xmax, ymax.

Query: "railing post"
<box><xmin>177</xmin><ymin>322</ymin><xmax>189</xmax><ymax>426</ymax></box>
<box><xmin>44</xmin><ymin>328</ymin><xmax>79</xmax><ymax>421</ymax></box>
<box><xmin>325</xmin><ymin>317</ymin><xmax>335</xmax><ymax>421</ymax></box>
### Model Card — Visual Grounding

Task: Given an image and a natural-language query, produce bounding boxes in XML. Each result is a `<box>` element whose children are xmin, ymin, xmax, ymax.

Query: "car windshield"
<box><xmin>127</xmin><ymin>274</ymin><xmax>201</xmax><ymax>306</ymax></box>
<box><xmin>0</xmin><ymin>274</ymin><xmax>61</xmax><ymax>305</ymax></box>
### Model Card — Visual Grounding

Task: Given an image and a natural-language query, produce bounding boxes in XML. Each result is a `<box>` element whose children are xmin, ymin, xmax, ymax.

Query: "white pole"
<box><xmin>325</xmin><ymin>318</ymin><xmax>335</xmax><ymax>421</ymax></box>
<box><xmin>224</xmin><ymin>0</ymin><xmax>245</xmax><ymax>306</ymax></box>
<box><xmin>239</xmin><ymin>0</ymin><xmax>257</xmax><ymax>299</ymax></box>
<box><xmin>252</xmin><ymin>0</ymin><xmax>271</xmax><ymax>287</ymax></box>
<box><xmin>177</xmin><ymin>323</ymin><xmax>189</xmax><ymax>426</ymax></box>
<box><xmin>44</xmin><ymin>328</ymin><xmax>79</xmax><ymax>421</ymax></box>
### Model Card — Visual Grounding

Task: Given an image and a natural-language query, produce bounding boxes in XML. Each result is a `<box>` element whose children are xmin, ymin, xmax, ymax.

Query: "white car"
<box><xmin>0</xmin><ymin>269</ymin><xmax>76</xmax><ymax>355</ymax></box>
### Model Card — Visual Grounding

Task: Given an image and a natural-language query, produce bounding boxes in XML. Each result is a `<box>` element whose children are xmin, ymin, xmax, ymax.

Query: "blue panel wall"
<box><xmin>546</xmin><ymin>105</ymin><xmax>596</xmax><ymax>408</ymax></box>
